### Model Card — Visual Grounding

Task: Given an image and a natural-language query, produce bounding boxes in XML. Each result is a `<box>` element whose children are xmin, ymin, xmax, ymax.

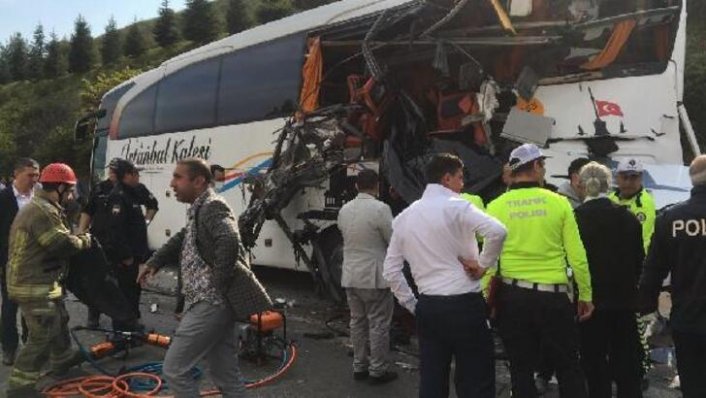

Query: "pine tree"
<box><xmin>44</xmin><ymin>32</ymin><xmax>67</xmax><ymax>78</ymax></box>
<box><xmin>226</xmin><ymin>0</ymin><xmax>251</xmax><ymax>35</ymax></box>
<box><xmin>124</xmin><ymin>20</ymin><xmax>147</xmax><ymax>58</ymax></box>
<box><xmin>7</xmin><ymin>33</ymin><xmax>28</xmax><ymax>81</ymax></box>
<box><xmin>182</xmin><ymin>0</ymin><xmax>220</xmax><ymax>45</ymax></box>
<box><xmin>256</xmin><ymin>0</ymin><xmax>295</xmax><ymax>24</ymax></box>
<box><xmin>101</xmin><ymin>17</ymin><xmax>122</xmax><ymax>67</ymax></box>
<box><xmin>69</xmin><ymin>15</ymin><xmax>95</xmax><ymax>74</ymax></box>
<box><xmin>27</xmin><ymin>24</ymin><xmax>45</xmax><ymax>80</ymax></box>
<box><xmin>0</xmin><ymin>45</ymin><xmax>10</xmax><ymax>84</ymax></box>
<box><xmin>154</xmin><ymin>0</ymin><xmax>180</xmax><ymax>47</ymax></box>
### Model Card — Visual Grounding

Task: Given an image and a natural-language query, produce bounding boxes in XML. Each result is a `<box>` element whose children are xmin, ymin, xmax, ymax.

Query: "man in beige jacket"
<box><xmin>337</xmin><ymin>169</ymin><xmax>397</xmax><ymax>385</ymax></box>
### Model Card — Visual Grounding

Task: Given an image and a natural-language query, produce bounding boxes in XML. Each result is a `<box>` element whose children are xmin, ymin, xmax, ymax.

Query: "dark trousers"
<box><xmin>673</xmin><ymin>330</ymin><xmax>706</xmax><ymax>398</ymax></box>
<box><xmin>416</xmin><ymin>292</ymin><xmax>494</xmax><ymax>398</ymax></box>
<box><xmin>89</xmin><ymin>262</ymin><xmax>142</xmax><ymax>329</ymax></box>
<box><xmin>496</xmin><ymin>285</ymin><xmax>587</xmax><ymax>398</ymax></box>
<box><xmin>1</xmin><ymin>272</ymin><xmax>26</xmax><ymax>353</ymax></box>
<box><xmin>579</xmin><ymin>308</ymin><xmax>643</xmax><ymax>398</ymax></box>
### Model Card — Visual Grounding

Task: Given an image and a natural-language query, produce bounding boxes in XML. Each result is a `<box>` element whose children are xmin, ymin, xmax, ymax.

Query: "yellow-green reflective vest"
<box><xmin>487</xmin><ymin>185</ymin><xmax>592</xmax><ymax>302</ymax></box>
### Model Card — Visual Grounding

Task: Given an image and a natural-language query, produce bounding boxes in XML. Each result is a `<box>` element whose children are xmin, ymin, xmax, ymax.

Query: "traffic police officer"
<box><xmin>103</xmin><ymin>159</ymin><xmax>150</xmax><ymax>328</ymax></box>
<box><xmin>608</xmin><ymin>157</ymin><xmax>656</xmax><ymax>386</ymax></box>
<box><xmin>639</xmin><ymin>155</ymin><xmax>706</xmax><ymax>398</ymax></box>
<box><xmin>80</xmin><ymin>158</ymin><xmax>158</xmax><ymax>327</ymax></box>
<box><xmin>487</xmin><ymin>144</ymin><xmax>594</xmax><ymax>398</ymax></box>
<box><xmin>5</xmin><ymin>163</ymin><xmax>91</xmax><ymax>398</ymax></box>
<box><xmin>609</xmin><ymin>158</ymin><xmax>656</xmax><ymax>253</ymax></box>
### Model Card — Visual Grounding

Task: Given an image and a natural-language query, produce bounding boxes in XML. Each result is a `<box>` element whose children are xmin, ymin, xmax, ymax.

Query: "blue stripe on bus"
<box><xmin>218</xmin><ymin>158</ymin><xmax>273</xmax><ymax>193</ymax></box>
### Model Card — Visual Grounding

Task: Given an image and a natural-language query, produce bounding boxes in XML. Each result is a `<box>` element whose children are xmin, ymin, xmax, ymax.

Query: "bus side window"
<box><xmin>155</xmin><ymin>57</ymin><xmax>221</xmax><ymax>133</ymax></box>
<box><xmin>218</xmin><ymin>33</ymin><xmax>306</xmax><ymax>125</ymax></box>
<box><xmin>118</xmin><ymin>84</ymin><xmax>157</xmax><ymax>138</ymax></box>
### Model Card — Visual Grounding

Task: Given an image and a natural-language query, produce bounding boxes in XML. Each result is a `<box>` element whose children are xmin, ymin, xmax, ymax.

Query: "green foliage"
<box><xmin>293</xmin><ymin>0</ymin><xmax>334</xmax><ymax>10</ymax></box>
<box><xmin>44</xmin><ymin>32</ymin><xmax>68</xmax><ymax>79</ymax></box>
<box><xmin>80</xmin><ymin>67</ymin><xmax>141</xmax><ymax>113</ymax></box>
<box><xmin>27</xmin><ymin>24</ymin><xmax>45</xmax><ymax>81</ymax></box>
<box><xmin>256</xmin><ymin>0</ymin><xmax>295</xmax><ymax>24</ymax></box>
<box><xmin>154</xmin><ymin>0</ymin><xmax>180</xmax><ymax>47</ymax></box>
<box><xmin>124</xmin><ymin>21</ymin><xmax>147</xmax><ymax>58</ymax></box>
<box><xmin>69</xmin><ymin>15</ymin><xmax>95</xmax><ymax>74</ymax></box>
<box><xmin>101</xmin><ymin>17</ymin><xmax>122</xmax><ymax>67</ymax></box>
<box><xmin>7</xmin><ymin>33</ymin><xmax>28</xmax><ymax>81</ymax></box>
<box><xmin>183</xmin><ymin>0</ymin><xmax>220</xmax><ymax>45</ymax></box>
<box><xmin>684</xmin><ymin>1</ymin><xmax>706</xmax><ymax>150</ymax></box>
<box><xmin>227</xmin><ymin>0</ymin><xmax>252</xmax><ymax>34</ymax></box>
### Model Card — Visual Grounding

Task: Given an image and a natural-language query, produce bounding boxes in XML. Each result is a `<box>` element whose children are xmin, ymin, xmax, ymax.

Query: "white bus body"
<box><xmin>88</xmin><ymin>0</ymin><xmax>696</xmax><ymax>275</ymax></box>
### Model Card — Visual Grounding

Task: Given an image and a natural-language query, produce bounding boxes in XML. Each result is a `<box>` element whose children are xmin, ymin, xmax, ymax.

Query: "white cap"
<box><xmin>508</xmin><ymin>144</ymin><xmax>547</xmax><ymax>170</ymax></box>
<box><xmin>616</xmin><ymin>158</ymin><xmax>644</xmax><ymax>174</ymax></box>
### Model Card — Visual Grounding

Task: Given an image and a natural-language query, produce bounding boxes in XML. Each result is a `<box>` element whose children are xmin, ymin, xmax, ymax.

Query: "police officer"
<box><xmin>80</xmin><ymin>158</ymin><xmax>158</xmax><ymax>328</ymax></box>
<box><xmin>639</xmin><ymin>155</ymin><xmax>706</xmax><ymax>398</ymax></box>
<box><xmin>487</xmin><ymin>144</ymin><xmax>594</xmax><ymax>398</ymax></box>
<box><xmin>608</xmin><ymin>158</ymin><xmax>656</xmax><ymax>387</ymax></box>
<box><xmin>5</xmin><ymin>163</ymin><xmax>91</xmax><ymax>398</ymax></box>
<box><xmin>609</xmin><ymin>158</ymin><xmax>656</xmax><ymax>253</ymax></box>
<box><xmin>103</xmin><ymin>159</ymin><xmax>150</xmax><ymax>328</ymax></box>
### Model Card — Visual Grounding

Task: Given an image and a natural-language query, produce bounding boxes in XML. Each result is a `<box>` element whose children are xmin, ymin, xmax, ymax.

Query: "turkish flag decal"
<box><xmin>596</xmin><ymin>100</ymin><xmax>624</xmax><ymax>117</ymax></box>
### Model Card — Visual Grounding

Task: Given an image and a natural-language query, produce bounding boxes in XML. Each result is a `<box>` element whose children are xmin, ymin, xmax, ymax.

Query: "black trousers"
<box><xmin>89</xmin><ymin>261</ymin><xmax>142</xmax><ymax>329</ymax></box>
<box><xmin>416</xmin><ymin>292</ymin><xmax>494</xmax><ymax>398</ymax></box>
<box><xmin>579</xmin><ymin>308</ymin><xmax>643</xmax><ymax>398</ymax></box>
<box><xmin>0</xmin><ymin>272</ymin><xmax>27</xmax><ymax>353</ymax></box>
<box><xmin>673</xmin><ymin>330</ymin><xmax>706</xmax><ymax>398</ymax></box>
<box><xmin>496</xmin><ymin>284</ymin><xmax>587</xmax><ymax>398</ymax></box>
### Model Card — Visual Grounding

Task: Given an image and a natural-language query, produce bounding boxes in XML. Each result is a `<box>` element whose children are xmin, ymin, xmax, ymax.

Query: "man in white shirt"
<box><xmin>384</xmin><ymin>153</ymin><xmax>507</xmax><ymax>398</ymax></box>
<box><xmin>338</xmin><ymin>169</ymin><xmax>397</xmax><ymax>385</ymax></box>
<box><xmin>0</xmin><ymin>158</ymin><xmax>39</xmax><ymax>365</ymax></box>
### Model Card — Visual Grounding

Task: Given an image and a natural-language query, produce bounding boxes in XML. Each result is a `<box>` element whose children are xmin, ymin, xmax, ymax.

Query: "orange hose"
<box><xmin>43</xmin><ymin>344</ymin><xmax>298</xmax><ymax>397</ymax></box>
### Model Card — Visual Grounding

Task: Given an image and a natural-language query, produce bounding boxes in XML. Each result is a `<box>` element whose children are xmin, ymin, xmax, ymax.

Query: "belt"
<box><xmin>419</xmin><ymin>292</ymin><xmax>481</xmax><ymax>301</ymax></box>
<box><xmin>501</xmin><ymin>277</ymin><xmax>569</xmax><ymax>294</ymax></box>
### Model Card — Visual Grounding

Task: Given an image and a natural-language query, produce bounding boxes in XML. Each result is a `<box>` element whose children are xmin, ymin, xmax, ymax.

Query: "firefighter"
<box><xmin>102</xmin><ymin>159</ymin><xmax>150</xmax><ymax>329</ymax></box>
<box><xmin>5</xmin><ymin>163</ymin><xmax>91</xmax><ymax>398</ymax></box>
<box><xmin>486</xmin><ymin>144</ymin><xmax>593</xmax><ymax>398</ymax></box>
<box><xmin>79</xmin><ymin>158</ymin><xmax>158</xmax><ymax>328</ymax></box>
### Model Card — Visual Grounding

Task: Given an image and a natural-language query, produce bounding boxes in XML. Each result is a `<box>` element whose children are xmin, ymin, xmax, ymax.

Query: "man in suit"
<box><xmin>338</xmin><ymin>169</ymin><xmax>397</xmax><ymax>385</ymax></box>
<box><xmin>138</xmin><ymin>158</ymin><xmax>271</xmax><ymax>397</ymax></box>
<box><xmin>0</xmin><ymin>158</ymin><xmax>39</xmax><ymax>366</ymax></box>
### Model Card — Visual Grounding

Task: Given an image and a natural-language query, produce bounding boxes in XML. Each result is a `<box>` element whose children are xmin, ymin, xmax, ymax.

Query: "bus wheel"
<box><xmin>313</xmin><ymin>226</ymin><xmax>344</xmax><ymax>303</ymax></box>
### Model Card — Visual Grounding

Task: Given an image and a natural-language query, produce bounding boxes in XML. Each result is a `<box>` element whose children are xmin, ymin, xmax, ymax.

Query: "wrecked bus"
<box><xmin>78</xmin><ymin>0</ymin><xmax>698</xmax><ymax>300</ymax></box>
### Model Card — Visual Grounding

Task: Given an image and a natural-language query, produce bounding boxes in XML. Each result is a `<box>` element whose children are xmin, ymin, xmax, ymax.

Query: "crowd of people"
<box><xmin>339</xmin><ymin>146</ymin><xmax>706</xmax><ymax>398</ymax></box>
<box><xmin>0</xmin><ymin>147</ymin><xmax>704</xmax><ymax>397</ymax></box>
<box><xmin>0</xmin><ymin>157</ymin><xmax>269</xmax><ymax>398</ymax></box>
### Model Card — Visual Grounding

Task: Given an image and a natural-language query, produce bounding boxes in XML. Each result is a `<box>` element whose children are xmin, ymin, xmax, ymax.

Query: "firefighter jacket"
<box><xmin>6</xmin><ymin>192</ymin><xmax>90</xmax><ymax>302</ymax></box>
<box><xmin>639</xmin><ymin>185</ymin><xmax>706</xmax><ymax>333</ymax></box>
<box><xmin>609</xmin><ymin>187</ymin><xmax>656</xmax><ymax>253</ymax></box>
<box><xmin>487</xmin><ymin>182</ymin><xmax>592</xmax><ymax>302</ymax></box>
<box><xmin>104</xmin><ymin>183</ymin><xmax>149</xmax><ymax>263</ymax></box>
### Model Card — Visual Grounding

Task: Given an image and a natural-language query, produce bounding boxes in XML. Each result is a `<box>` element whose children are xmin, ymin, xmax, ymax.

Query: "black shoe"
<box><xmin>369</xmin><ymin>371</ymin><xmax>398</xmax><ymax>385</ymax></box>
<box><xmin>2</xmin><ymin>349</ymin><xmax>16</xmax><ymax>366</ymax></box>
<box><xmin>354</xmin><ymin>370</ymin><xmax>369</xmax><ymax>381</ymax></box>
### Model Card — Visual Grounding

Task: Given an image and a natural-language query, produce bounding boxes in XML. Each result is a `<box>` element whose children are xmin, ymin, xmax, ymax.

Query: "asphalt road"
<box><xmin>0</xmin><ymin>266</ymin><xmax>682</xmax><ymax>397</ymax></box>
